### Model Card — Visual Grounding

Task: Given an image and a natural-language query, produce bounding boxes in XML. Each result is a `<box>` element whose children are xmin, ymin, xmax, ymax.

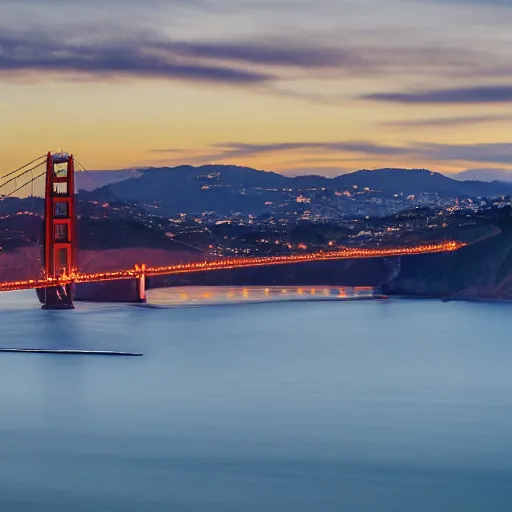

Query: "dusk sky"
<box><xmin>2</xmin><ymin>0</ymin><xmax>512</xmax><ymax>177</ymax></box>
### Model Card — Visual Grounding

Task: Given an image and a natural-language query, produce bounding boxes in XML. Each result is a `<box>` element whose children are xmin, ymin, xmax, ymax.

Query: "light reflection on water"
<box><xmin>148</xmin><ymin>285</ymin><xmax>378</xmax><ymax>306</ymax></box>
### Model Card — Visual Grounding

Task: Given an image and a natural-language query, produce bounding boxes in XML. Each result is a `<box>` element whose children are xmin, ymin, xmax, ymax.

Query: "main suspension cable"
<box><xmin>0</xmin><ymin>155</ymin><xmax>46</xmax><ymax>182</ymax></box>
<box><xmin>0</xmin><ymin>170</ymin><xmax>46</xmax><ymax>200</ymax></box>
<box><xmin>0</xmin><ymin>161</ymin><xmax>45</xmax><ymax>192</ymax></box>
<box><xmin>75</xmin><ymin>159</ymin><xmax>209</xmax><ymax>255</ymax></box>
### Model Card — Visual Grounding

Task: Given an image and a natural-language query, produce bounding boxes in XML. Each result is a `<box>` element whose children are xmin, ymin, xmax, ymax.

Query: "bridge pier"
<box><xmin>135</xmin><ymin>264</ymin><xmax>147</xmax><ymax>303</ymax></box>
<box><xmin>38</xmin><ymin>284</ymin><xmax>75</xmax><ymax>310</ymax></box>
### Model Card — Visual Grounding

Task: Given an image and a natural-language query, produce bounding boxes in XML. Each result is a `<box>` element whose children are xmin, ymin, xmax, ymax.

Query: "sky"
<box><xmin>1</xmin><ymin>0</ymin><xmax>512</xmax><ymax>178</ymax></box>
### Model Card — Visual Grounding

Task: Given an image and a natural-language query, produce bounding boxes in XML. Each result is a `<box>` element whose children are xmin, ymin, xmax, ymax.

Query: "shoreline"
<box><xmin>386</xmin><ymin>293</ymin><xmax>512</xmax><ymax>304</ymax></box>
<box><xmin>136</xmin><ymin>295</ymin><xmax>386</xmax><ymax>309</ymax></box>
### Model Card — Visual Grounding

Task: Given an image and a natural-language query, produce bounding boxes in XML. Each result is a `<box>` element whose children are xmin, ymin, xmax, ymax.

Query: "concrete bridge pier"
<box><xmin>135</xmin><ymin>264</ymin><xmax>147</xmax><ymax>304</ymax></box>
<box><xmin>38</xmin><ymin>284</ymin><xmax>75</xmax><ymax>310</ymax></box>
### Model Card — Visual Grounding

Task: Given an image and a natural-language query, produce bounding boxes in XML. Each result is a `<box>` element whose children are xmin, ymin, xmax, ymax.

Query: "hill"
<box><xmin>334</xmin><ymin>168</ymin><xmax>512</xmax><ymax>197</ymax></box>
<box><xmin>383</xmin><ymin>207</ymin><xmax>512</xmax><ymax>299</ymax></box>
<box><xmin>82</xmin><ymin>165</ymin><xmax>512</xmax><ymax>216</ymax></box>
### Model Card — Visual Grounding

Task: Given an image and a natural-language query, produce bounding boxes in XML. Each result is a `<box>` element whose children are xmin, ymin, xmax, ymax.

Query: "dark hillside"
<box><xmin>384</xmin><ymin>208</ymin><xmax>512</xmax><ymax>299</ymax></box>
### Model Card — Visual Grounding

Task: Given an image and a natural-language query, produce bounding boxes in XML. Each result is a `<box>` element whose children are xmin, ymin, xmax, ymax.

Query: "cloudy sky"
<box><xmin>1</xmin><ymin>0</ymin><xmax>512</xmax><ymax>176</ymax></box>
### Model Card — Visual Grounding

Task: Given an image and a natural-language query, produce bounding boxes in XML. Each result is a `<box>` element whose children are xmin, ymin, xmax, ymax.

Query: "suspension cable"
<box><xmin>0</xmin><ymin>155</ymin><xmax>46</xmax><ymax>182</ymax></box>
<box><xmin>75</xmin><ymin>159</ymin><xmax>145</xmax><ymax>215</ymax></box>
<box><xmin>0</xmin><ymin>170</ymin><xmax>46</xmax><ymax>200</ymax></box>
<box><xmin>74</xmin><ymin>160</ymin><xmax>209</xmax><ymax>255</ymax></box>
<box><xmin>0</xmin><ymin>161</ymin><xmax>46</xmax><ymax>192</ymax></box>
<box><xmin>75</xmin><ymin>159</ymin><xmax>127</xmax><ymax>205</ymax></box>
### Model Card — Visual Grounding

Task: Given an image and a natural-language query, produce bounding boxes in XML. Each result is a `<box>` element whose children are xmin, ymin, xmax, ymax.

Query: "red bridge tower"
<box><xmin>38</xmin><ymin>151</ymin><xmax>76</xmax><ymax>309</ymax></box>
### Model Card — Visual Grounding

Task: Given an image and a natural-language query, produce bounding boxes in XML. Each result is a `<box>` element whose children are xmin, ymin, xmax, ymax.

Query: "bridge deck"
<box><xmin>0</xmin><ymin>241</ymin><xmax>464</xmax><ymax>293</ymax></box>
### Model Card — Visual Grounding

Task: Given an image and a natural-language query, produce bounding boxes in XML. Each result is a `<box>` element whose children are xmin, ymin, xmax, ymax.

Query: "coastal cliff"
<box><xmin>384</xmin><ymin>212</ymin><xmax>512</xmax><ymax>299</ymax></box>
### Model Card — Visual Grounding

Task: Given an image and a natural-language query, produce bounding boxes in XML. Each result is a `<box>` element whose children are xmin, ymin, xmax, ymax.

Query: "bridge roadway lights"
<box><xmin>23</xmin><ymin>242</ymin><xmax>464</xmax><ymax>308</ymax></box>
<box><xmin>38</xmin><ymin>272</ymin><xmax>146</xmax><ymax>308</ymax></box>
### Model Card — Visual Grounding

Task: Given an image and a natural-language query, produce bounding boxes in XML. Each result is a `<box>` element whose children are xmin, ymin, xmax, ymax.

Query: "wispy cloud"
<box><xmin>279</xmin><ymin>166</ymin><xmax>354</xmax><ymax>177</ymax></box>
<box><xmin>152</xmin><ymin>140</ymin><xmax>512</xmax><ymax>167</ymax></box>
<box><xmin>1</xmin><ymin>22</ymin><xmax>509</xmax><ymax>91</ymax></box>
<box><xmin>454</xmin><ymin>168</ymin><xmax>512</xmax><ymax>182</ymax></box>
<box><xmin>416</xmin><ymin>142</ymin><xmax>512</xmax><ymax>164</ymax></box>
<box><xmin>363</xmin><ymin>86</ymin><xmax>512</xmax><ymax>104</ymax></box>
<box><xmin>0</xmin><ymin>30</ymin><xmax>274</xmax><ymax>85</ymax></box>
<box><xmin>152</xmin><ymin>141</ymin><xmax>410</xmax><ymax>161</ymax></box>
<box><xmin>423</xmin><ymin>0</ymin><xmax>512</xmax><ymax>6</ymax></box>
<box><xmin>383</xmin><ymin>114</ymin><xmax>512</xmax><ymax>128</ymax></box>
<box><xmin>166</xmin><ymin>41</ymin><xmax>491</xmax><ymax>74</ymax></box>
<box><xmin>167</xmin><ymin>40</ymin><xmax>361</xmax><ymax>68</ymax></box>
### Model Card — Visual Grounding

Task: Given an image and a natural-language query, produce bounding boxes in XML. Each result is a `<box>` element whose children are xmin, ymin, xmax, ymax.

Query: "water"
<box><xmin>0</xmin><ymin>288</ymin><xmax>511</xmax><ymax>511</ymax></box>
<box><xmin>148</xmin><ymin>285</ymin><xmax>377</xmax><ymax>305</ymax></box>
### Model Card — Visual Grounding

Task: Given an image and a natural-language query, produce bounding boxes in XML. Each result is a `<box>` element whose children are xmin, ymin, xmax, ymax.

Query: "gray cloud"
<box><xmin>454</xmin><ymin>168</ymin><xmax>512</xmax><ymax>182</ymax></box>
<box><xmin>168</xmin><ymin>41</ymin><xmax>360</xmax><ymax>68</ymax></box>
<box><xmin>0</xmin><ymin>30</ymin><xmax>273</xmax><ymax>84</ymax></box>
<box><xmin>152</xmin><ymin>141</ymin><xmax>410</xmax><ymax>161</ymax></box>
<box><xmin>153</xmin><ymin>140</ymin><xmax>512</xmax><ymax>167</ymax></box>
<box><xmin>416</xmin><ymin>142</ymin><xmax>512</xmax><ymax>164</ymax></box>
<box><xmin>279</xmin><ymin>166</ymin><xmax>354</xmax><ymax>177</ymax></box>
<box><xmin>0</xmin><ymin>29</ymin><xmax>383</xmax><ymax>87</ymax></box>
<box><xmin>1</xmin><ymin>22</ymin><xmax>508</xmax><ymax>90</ymax></box>
<box><xmin>0</xmin><ymin>29</ymin><xmax>457</xmax><ymax>80</ymax></box>
<box><xmin>363</xmin><ymin>86</ymin><xmax>512</xmax><ymax>104</ymax></box>
<box><xmin>218</xmin><ymin>141</ymin><xmax>407</xmax><ymax>156</ymax></box>
<box><xmin>383</xmin><ymin>114</ymin><xmax>512</xmax><ymax>128</ymax></box>
<box><xmin>423</xmin><ymin>0</ymin><xmax>512</xmax><ymax>5</ymax></box>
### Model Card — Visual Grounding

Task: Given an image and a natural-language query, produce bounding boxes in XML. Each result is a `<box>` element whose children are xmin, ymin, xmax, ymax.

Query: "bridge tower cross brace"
<box><xmin>40</xmin><ymin>151</ymin><xmax>77</xmax><ymax>309</ymax></box>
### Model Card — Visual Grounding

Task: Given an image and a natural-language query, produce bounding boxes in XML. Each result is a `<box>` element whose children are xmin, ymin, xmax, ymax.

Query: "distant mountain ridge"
<box><xmin>76</xmin><ymin>169</ymin><xmax>142</xmax><ymax>191</ymax></box>
<box><xmin>453</xmin><ymin>169</ymin><xmax>512</xmax><ymax>183</ymax></box>
<box><xmin>81</xmin><ymin>165</ymin><xmax>512</xmax><ymax>215</ymax></box>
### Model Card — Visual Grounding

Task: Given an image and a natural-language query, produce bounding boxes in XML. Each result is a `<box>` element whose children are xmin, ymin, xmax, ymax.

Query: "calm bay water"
<box><xmin>0</xmin><ymin>287</ymin><xmax>512</xmax><ymax>511</ymax></box>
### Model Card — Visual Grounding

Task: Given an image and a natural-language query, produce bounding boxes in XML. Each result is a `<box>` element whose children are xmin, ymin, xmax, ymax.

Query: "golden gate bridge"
<box><xmin>0</xmin><ymin>152</ymin><xmax>466</xmax><ymax>309</ymax></box>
